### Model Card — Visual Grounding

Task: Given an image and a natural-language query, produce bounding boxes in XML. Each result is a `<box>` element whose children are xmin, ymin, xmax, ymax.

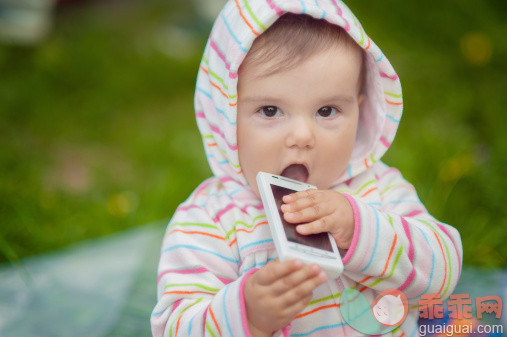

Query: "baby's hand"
<box><xmin>281</xmin><ymin>190</ymin><xmax>354</xmax><ymax>249</ymax></box>
<box><xmin>244</xmin><ymin>259</ymin><xmax>327</xmax><ymax>337</ymax></box>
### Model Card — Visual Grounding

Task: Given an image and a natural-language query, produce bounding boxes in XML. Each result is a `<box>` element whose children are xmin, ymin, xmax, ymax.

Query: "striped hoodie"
<box><xmin>151</xmin><ymin>1</ymin><xmax>463</xmax><ymax>336</ymax></box>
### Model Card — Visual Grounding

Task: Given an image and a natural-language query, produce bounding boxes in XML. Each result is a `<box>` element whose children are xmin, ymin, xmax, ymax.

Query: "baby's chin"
<box><xmin>314</xmin><ymin>171</ymin><xmax>349</xmax><ymax>190</ymax></box>
<box><xmin>308</xmin><ymin>176</ymin><xmax>339</xmax><ymax>190</ymax></box>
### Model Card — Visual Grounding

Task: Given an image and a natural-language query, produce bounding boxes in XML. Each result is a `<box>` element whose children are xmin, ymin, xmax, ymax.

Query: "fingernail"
<box><xmin>281</xmin><ymin>204</ymin><xmax>289</xmax><ymax>212</ymax></box>
<box><xmin>293</xmin><ymin>259</ymin><xmax>303</xmax><ymax>268</ymax></box>
<box><xmin>283</xmin><ymin>195</ymin><xmax>293</xmax><ymax>202</ymax></box>
<box><xmin>319</xmin><ymin>272</ymin><xmax>327</xmax><ymax>281</ymax></box>
<box><xmin>297</xmin><ymin>225</ymin><xmax>305</xmax><ymax>233</ymax></box>
<box><xmin>311</xmin><ymin>264</ymin><xmax>320</xmax><ymax>273</ymax></box>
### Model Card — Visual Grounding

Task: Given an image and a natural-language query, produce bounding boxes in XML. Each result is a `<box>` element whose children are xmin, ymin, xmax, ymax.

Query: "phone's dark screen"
<box><xmin>270</xmin><ymin>184</ymin><xmax>333</xmax><ymax>252</ymax></box>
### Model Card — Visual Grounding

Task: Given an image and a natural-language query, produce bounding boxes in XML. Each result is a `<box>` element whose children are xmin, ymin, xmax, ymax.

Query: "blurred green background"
<box><xmin>0</xmin><ymin>0</ymin><xmax>505</xmax><ymax>269</ymax></box>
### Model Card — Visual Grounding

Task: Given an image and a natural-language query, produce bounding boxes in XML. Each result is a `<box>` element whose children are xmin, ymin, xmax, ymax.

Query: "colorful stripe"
<box><xmin>158</xmin><ymin>266</ymin><xmax>232</xmax><ymax>284</ymax></box>
<box><xmin>210</xmin><ymin>40</ymin><xmax>238</xmax><ymax>79</ymax></box>
<box><xmin>238</xmin><ymin>239</ymin><xmax>273</xmax><ymax>252</ymax></box>
<box><xmin>380</xmin><ymin>72</ymin><xmax>399</xmax><ymax>81</ymax></box>
<box><xmin>330</xmin><ymin>0</ymin><xmax>350</xmax><ymax>31</ymax></box>
<box><xmin>359</xmin><ymin>207</ymin><xmax>380</xmax><ymax>273</ymax></box>
<box><xmin>165</xmin><ymin>283</ymin><xmax>220</xmax><ymax>292</ymax></box>
<box><xmin>171</xmin><ymin>298</ymin><xmax>203</xmax><ymax>336</ymax></box>
<box><xmin>398</xmin><ymin>266</ymin><xmax>416</xmax><ymax>291</ymax></box>
<box><xmin>222</xmin><ymin>285</ymin><xmax>234</xmax><ymax>336</ymax></box>
<box><xmin>225</xmin><ymin>215</ymin><xmax>267</xmax><ymax>239</ymax></box>
<box><xmin>166</xmin><ymin>229</ymin><xmax>226</xmax><ymax>241</ymax></box>
<box><xmin>162</xmin><ymin>244</ymin><xmax>239</xmax><ymax>263</ymax></box>
<box><xmin>384</xmin><ymin>91</ymin><xmax>403</xmax><ymax>98</ymax></box>
<box><xmin>220</xmin><ymin>12</ymin><xmax>249</xmax><ymax>53</ymax></box>
<box><xmin>367</xmin><ymin>245</ymin><xmax>404</xmax><ymax>288</ymax></box>
<box><xmin>380</xmin><ymin>136</ymin><xmax>391</xmax><ymax>148</ymax></box>
<box><xmin>265</xmin><ymin>0</ymin><xmax>283</xmax><ymax>16</ymax></box>
<box><xmin>380</xmin><ymin>183</ymin><xmax>416</xmax><ymax>196</ymax></box>
<box><xmin>419</xmin><ymin>219</ymin><xmax>454</xmax><ymax>297</ymax></box>
<box><xmin>295</xmin><ymin>303</ymin><xmax>339</xmax><ymax>319</ymax></box>
<box><xmin>195</xmin><ymin>92</ymin><xmax>236</xmax><ymax>125</ymax></box>
<box><xmin>409</xmin><ymin>227</ymin><xmax>435</xmax><ymax>300</ymax></box>
<box><xmin>209</xmin><ymin>307</ymin><xmax>222</xmax><ymax>336</ymax></box>
<box><xmin>354</xmin><ymin>179</ymin><xmax>374</xmax><ymax>195</ymax></box>
<box><xmin>341</xmin><ymin>194</ymin><xmax>361</xmax><ymax>264</ymax></box>
<box><xmin>243</xmin><ymin>0</ymin><xmax>266</xmax><ymax>31</ymax></box>
<box><xmin>437</xmin><ymin>223</ymin><xmax>462</xmax><ymax>276</ymax></box>
<box><xmin>401</xmin><ymin>217</ymin><xmax>414</xmax><ymax>262</ymax></box>
<box><xmin>240</xmin><ymin>269</ymin><xmax>258</xmax><ymax>337</ymax></box>
<box><xmin>291</xmin><ymin>323</ymin><xmax>346</xmax><ymax>337</ymax></box>
<box><xmin>233</xmin><ymin>0</ymin><xmax>260</xmax><ymax>36</ymax></box>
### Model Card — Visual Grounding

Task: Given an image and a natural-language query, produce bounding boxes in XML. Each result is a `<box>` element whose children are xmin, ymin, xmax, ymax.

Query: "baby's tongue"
<box><xmin>281</xmin><ymin>164</ymin><xmax>309</xmax><ymax>183</ymax></box>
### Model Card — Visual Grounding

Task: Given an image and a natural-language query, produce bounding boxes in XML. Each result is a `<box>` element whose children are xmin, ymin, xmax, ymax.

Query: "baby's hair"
<box><xmin>240</xmin><ymin>13</ymin><xmax>365</xmax><ymax>90</ymax></box>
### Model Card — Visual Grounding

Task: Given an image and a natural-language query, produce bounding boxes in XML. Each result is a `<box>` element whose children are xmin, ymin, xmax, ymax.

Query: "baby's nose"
<box><xmin>285</xmin><ymin>117</ymin><xmax>315</xmax><ymax>149</ymax></box>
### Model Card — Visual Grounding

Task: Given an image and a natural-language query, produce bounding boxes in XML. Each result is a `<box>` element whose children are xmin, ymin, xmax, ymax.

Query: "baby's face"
<box><xmin>237</xmin><ymin>43</ymin><xmax>364</xmax><ymax>197</ymax></box>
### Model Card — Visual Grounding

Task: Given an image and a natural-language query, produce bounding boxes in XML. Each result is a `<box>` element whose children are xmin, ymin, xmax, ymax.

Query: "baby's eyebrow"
<box><xmin>239</xmin><ymin>96</ymin><xmax>284</xmax><ymax>104</ymax></box>
<box><xmin>240</xmin><ymin>95</ymin><xmax>355</xmax><ymax>105</ymax></box>
<box><xmin>319</xmin><ymin>95</ymin><xmax>355</xmax><ymax>104</ymax></box>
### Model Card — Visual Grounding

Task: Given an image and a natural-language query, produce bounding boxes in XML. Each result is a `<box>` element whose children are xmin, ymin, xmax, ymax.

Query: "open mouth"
<box><xmin>280</xmin><ymin>164</ymin><xmax>309</xmax><ymax>183</ymax></box>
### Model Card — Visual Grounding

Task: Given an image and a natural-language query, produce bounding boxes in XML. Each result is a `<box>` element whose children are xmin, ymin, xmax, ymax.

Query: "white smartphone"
<box><xmin>256</xmin><ymin>171</ymin><xmax>344</xmax><ymax>278</ymax></box>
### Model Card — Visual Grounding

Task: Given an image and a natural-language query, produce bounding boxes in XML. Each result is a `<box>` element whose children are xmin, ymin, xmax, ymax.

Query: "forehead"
<box><xmin>238</xmin><ymin>43</ymin><xmax>363</xmax><ymax>101</ymax></box>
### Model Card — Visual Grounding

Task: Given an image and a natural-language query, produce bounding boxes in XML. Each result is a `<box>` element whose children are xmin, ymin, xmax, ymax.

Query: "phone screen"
<box><xmin>271</xmin><ymin>184</ymin><xmax>333</xmax><ymax>252</ymax></box>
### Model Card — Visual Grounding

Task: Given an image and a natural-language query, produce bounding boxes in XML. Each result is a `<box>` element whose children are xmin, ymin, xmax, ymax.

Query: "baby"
<box><xmin>151</xmin><ymin>1</ymin><xmax>462</xmax><ymax>337</ymax></box>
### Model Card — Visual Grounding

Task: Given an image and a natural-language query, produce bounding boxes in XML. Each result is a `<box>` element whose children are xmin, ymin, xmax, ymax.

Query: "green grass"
<box><xmin>349</xmin><ymin>0</ymin><xmax>507</xmax><ymax>267</ymax></box>
<box><xmin>0</xmin><ymin>0</ymin><xmax>211</xmax><ymax>263</ymax></box>
<box><xmin>0</xmin><ymin>0</ymin><xmax>505</xmax><ymax>268</ymax></box>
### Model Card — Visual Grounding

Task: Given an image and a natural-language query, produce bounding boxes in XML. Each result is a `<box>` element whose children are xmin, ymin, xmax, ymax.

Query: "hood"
<box><xmin>194</xmin><ymin>0</ymin><xmax>402</xmax><ymax>193</ymax></box>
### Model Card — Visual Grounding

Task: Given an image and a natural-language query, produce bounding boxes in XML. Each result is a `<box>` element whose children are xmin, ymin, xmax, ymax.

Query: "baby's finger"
<box><xmin>296</xmin><ymin>215</ymin><xmax>336</xmax><ymax>236</ymax></box>
<box><xmin>281</xmin><ymin>191</ymin><xmax>322</xmax><ymax>213</ymax></box>
<box><xmin>271</xmin><ymin>263</ymin><xmax>321</xmax><ymax>294</ymax></box>
<box><xmin>280</xmin><ymin>293</ymin><xmax>314</xmax><ymax>319</ymax></box>
<box><xmin>282</xmin><ymin>189</ymin><xmax>318</xmax><ymax>203</ymax></box>
<box><xmin>255</xmin><ymin>259</ymin><xmax>303</xmax><ymax>286</ymax></box>
<box><xmin>283</xmin><ymin>200</ymin><xmax>331</xmax><ymax>223</ymax></box>
<box><xmin>280</xmin><ymin>270</ymin><xmax>327</xmax><ymax>307</ymax></box>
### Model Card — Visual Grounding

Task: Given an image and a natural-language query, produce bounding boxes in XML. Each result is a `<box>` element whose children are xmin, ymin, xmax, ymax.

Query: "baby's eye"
<box><xmin>258</xmin><ymin>106</ymin><xmax>282</xmax><ymax>118</ymax></box>
<box><xmin>317</xmin><ymin>106</ymin><xmax>339</xmax><ymax>117</ymax></box>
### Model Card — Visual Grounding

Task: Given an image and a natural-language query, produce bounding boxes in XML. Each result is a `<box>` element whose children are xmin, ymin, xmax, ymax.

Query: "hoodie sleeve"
<box><xmin>341</xmin><ymin>163</ymin><xmax>463</xmax><ymax>301</ymax></box>
<box><xmin>150</xmin><ymin>205</ymin><xmax>260</xmax><ymax>337</ymax></box>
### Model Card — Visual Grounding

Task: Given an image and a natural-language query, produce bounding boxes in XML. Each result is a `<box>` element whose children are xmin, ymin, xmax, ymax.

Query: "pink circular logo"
<box><xmin>371</xmin><ymin>289</ymin><xmax>409</xmax><ymax>327</ymax></box>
